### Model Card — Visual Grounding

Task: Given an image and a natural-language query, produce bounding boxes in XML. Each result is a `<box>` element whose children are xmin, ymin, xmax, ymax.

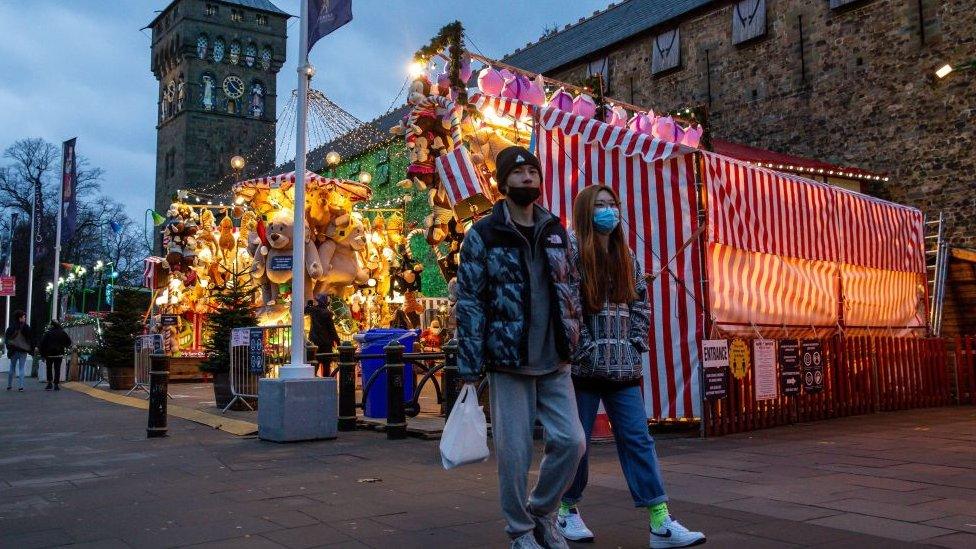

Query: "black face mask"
<box><xmin>505</xmin><ymin>186</ymin><xmax>541</xmax><ymax>207</ymax></box>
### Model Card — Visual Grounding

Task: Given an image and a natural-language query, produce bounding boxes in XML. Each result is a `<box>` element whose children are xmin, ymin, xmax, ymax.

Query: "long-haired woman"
<box><xmin>560</xmin><ymin>185</ymin><xmax>705</xmax><ymax>548</ymax></box>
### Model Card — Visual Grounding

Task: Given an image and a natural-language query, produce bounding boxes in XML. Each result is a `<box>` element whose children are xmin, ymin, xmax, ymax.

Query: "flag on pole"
<box><xmin>60</xmin><ymin>138</ymin><xmax>78</xmax><ymax>245</ymax></box>
<box><xmin>307</xmin><ymin>0</ymin><xmax>352</xmax><ymax>53</ymax></box>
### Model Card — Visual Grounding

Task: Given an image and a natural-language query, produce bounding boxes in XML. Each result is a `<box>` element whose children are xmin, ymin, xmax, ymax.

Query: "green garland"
<box><xmin>413</xmin><ymin>21</ymin><xmax>467</xmax><ymax>106</ymax></box>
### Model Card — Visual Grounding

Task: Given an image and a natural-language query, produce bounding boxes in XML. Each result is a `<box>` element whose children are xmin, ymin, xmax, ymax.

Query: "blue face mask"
<box><xmin>593</xmin><ymin>207</ymin><xmax>619</xmax><ymax>234</ymax></box>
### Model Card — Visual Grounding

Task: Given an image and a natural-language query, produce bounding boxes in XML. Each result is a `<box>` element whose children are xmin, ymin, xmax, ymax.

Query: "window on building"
<box><xmin>257</xmin><ymin>14</ymin><xmax>268</xmax><ymax>26</ymax></box>
<box><xmin>205</xmin><ymin>4</ymin><xmax>217</xmax><ymax>17</ymax></box>
<box><xmin>231</xmin><ymin>9</ymin><xmax>243</xmax><ymax>22</ymax></box>
<box><xmin>586</xmin><ymin>57</ymin><xmax>612</xmax><ymax>94</ymax></box>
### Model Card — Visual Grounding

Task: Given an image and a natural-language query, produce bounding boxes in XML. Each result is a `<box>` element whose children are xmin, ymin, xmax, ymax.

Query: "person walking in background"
<box><xmin>5</xmin><ymin>310</ymin><xmax>34</xmax><ymax>392</ymax></box>
<box><xmin>39</xmin><ymin>320</ymin><xmax>72</xmax><ymax>391</ymax></box>
<box><xmin>306</xmin><ymin>295</ymin><xmax>340</xmax><ymax>377</ymax></box>
<box><xmin>456</xmin><ymin>146</ymin><xmax>586</xmax><ymax>549</ymax></box>
<box><xmin>559</xmin><ymin>185</ymin><xmax>706</xmax><ymax>548</ymax></box>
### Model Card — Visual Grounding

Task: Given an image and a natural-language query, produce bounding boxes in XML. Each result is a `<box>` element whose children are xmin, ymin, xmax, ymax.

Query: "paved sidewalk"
<box><xmin>1</xmin><ymin>382</ymin><xmax>974</xmax><ymax>548</ymax></box>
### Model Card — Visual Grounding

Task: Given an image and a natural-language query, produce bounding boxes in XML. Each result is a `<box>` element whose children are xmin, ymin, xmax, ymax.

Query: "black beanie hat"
<box><xmin>494</xmin><ymin>146</ymin><xmax>541</xmax><ymax>193</ymax></box>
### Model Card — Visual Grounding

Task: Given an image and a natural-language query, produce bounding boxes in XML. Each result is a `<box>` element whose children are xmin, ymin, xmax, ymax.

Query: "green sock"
<box><xmin>649</xmin><ymin>502</ymin><xmax>669</xmax><ymax>529</ymax></box>
<box><xmin>559</xmin><ymin>502</ymin><xmax>575</xmax><ymax>514</ymax></box>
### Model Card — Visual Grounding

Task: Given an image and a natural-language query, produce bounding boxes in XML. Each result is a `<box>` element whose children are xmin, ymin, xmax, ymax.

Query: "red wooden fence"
<box><xmin>704</xmin><ymin>336</ymin><xmax>967</xmax><ymax>437</ymax></box>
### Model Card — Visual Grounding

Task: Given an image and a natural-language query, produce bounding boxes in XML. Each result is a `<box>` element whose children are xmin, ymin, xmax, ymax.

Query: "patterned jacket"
<box><xmin>456</xmin><ymin>201</ymin><xmax>583</xmax><ymax>379</ymax></box>
<box><xmin>568</xmin><ymin>234</ymin><xmax>651</xmax><ymax>381</ymax></box>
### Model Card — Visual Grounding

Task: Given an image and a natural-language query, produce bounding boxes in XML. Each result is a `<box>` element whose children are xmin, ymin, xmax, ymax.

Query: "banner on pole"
<box><xmin>0</xmin><ymin>276</ymin><xmax>15</xmax><ymax>297</ymax></box>
<box><xmin>61</xmin><ymin>138</ymin><xmax>78</xmax><ymax>245</ymax></box>
<box><xmin>308</xmin><ymin>0</ymin><xmax>352</xmax><ymax>53</ymax></box>
<box><xmin>32</xmin><ymin>180</ymin><xmax>44</xmax><ymax>258</ymax></box>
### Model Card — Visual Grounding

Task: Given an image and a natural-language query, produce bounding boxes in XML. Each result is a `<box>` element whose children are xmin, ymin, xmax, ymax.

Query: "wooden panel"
<box><xmin>651</xmin><ymin>29</ymin><xmax>681</xmax><ymax>74</ymax></box>
<box><xmin>732</xmin><ymin>0</ymin><xmax>766</xmax><ymax>44</ymax></box>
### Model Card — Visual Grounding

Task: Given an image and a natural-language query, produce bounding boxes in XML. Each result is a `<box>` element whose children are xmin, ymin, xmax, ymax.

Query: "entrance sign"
<box><xmin>702</xmin><ymin>339</ymin><xmax>729</xmax><ymax>400</ymax></box>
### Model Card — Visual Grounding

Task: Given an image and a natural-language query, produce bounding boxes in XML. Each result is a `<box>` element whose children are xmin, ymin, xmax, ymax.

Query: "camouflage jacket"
<box><xmin>568</xmin><ymin>233</ymin><xmax>651</xmax><ymax>381</ymax></box>
<box><xmin>455</xmin><ymin>201</ymin><xmax>583</xmax><ymax>380</ymax></box>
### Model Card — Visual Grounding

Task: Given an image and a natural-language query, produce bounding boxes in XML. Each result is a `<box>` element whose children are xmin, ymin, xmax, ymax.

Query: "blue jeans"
<box><xmin>562</xmin><ymin>383</ymin><xmax>668</xmax><ymax>507</ymax></box>
<box><xmin>7</xmin><ymin>351</ymin><xmax>28</xmax><ymax>389</ymax></box>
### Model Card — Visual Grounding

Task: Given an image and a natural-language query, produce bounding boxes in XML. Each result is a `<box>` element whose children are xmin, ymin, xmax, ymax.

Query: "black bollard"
<box><xmin>385</xmin><ymin>340</ymin><xmax>407</xmax><ymax>440</ymax></box>
<box><xmin>337</xmin><ymin>341</ymin><xmax>357</xmax><ymax>431</ymax></box>
<box><xmin>147</xmin><ymin>354</ymin><xmax>170</xmax><ymax>438</ymax></box>
<box><xmin>441</xmin><ymin>339</ymin><xmax>463</xmax><ymax>419</ymax></box>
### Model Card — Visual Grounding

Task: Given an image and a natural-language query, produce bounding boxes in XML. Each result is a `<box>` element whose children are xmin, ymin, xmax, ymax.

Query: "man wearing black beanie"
<box><xmin>456</xmin><ymin>146</ymin><xmax>586</xmax><ymax>548</ymax></box>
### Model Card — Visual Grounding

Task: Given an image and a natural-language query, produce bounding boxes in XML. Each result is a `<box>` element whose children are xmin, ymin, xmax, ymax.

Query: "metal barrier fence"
<box><xmin>317</xmin><ymin>339</ymin><xmax>464</xmax><ymax>439</ymax></box>
<box><xmin>704</xmin><ymin>336</ymin><xmax>962</xmax><ymax>437</ymax></box>
<box><xmin>956</xmin><ymin>336</ymin><xmax>976</xmax><ymax>405</ymax></box>
<box><xmin>224</xmin><ymin>325</ymin><xmax>294</xmax><ymax>412</ymax></box>
<box><xmin>127</xmin><ymin>334</ymin><xmax>163</xmax><ymax>397</ymax></box>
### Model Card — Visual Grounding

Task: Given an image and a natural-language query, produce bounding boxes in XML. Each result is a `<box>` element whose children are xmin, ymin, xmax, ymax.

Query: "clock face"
<box><xmin>223</xmin><ymin>76</ymin><xmax>245</xmax><ymax>99</ymax></box>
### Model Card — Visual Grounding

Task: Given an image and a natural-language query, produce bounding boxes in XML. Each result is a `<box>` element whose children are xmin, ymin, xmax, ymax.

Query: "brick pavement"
<box><xmin>1</xmin><ymin>382</ymin><xmax>974</xmax><ymax>548</ymax></box>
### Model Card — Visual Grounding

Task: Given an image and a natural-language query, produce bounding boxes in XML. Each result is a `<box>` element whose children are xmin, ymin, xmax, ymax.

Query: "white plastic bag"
<box><xmin>439</xmin><ymin>384</ymin><xmax>490</xmax><ymax>469</ymax></box>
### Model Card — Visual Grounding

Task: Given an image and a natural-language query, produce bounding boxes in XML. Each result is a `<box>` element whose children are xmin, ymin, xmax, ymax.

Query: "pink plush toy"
<box><xmin>477</xmin><ymin>67</ymin><xmax>504</xmax><ymax>96</ymax></box>
<box><xmin>547</xmin><ymin>88</ymin><xmax>574</xmax><ymax>111</ymax></box>
<box><xmin>606</xmin><ymin>105</ymin><xmax>628</xmax><ymax>127</ymax></box>
<box><xmin>458</xmin><ymin>55</ymin><xmax>473</xmax><ymax>82</ymax></box>
<box><xmin>680</xmin><ymin>124</ymin><xmax>704</xmax><ymax>148</ymax></box>
<box><xmin>502</xmin><ymin>73</ymin><xmax>528</xmax><ymax>99</ymax></box>
<box><xmin>651</xmin><ymin>115</ymin><xmax>677</xmax><ymax>142</ymax></box>
<box><xmin>520</xmin><ymin>74</ymin><xmax>546</xmax><ymax>106</ymax></box>
<box><xmin>572</xmin><ymin>93</ymin><xmax>596</xmax><ymax>118</ymax></box>
<box><xmin>628</xmin><ymin>111</ymin><xmax>654</xmax><ymax>134</ymax></box>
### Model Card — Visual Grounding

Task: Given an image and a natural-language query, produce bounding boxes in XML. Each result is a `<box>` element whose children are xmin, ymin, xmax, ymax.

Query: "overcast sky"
<box><xmin>0</xmin><ymin>0</ymin><xmax>608</xmax><ymax>222</ymax></box>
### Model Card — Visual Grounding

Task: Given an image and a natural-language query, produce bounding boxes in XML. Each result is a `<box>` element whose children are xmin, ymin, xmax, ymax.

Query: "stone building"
<box><xmin>147</xmin><ymin>0</ymin><xmax>288</xmax><ymax>217</ymax></box>
<box><xmin>503</xmin><ymin>0</ymin><xmax>974</xmax><ymax>249</ymax></box>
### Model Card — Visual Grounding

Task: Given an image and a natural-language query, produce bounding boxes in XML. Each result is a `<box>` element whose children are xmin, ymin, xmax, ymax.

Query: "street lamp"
<box><xmin>358</xmin><ymin>171</ymin><xmax>372</xmax><ymax>185</ymax></box>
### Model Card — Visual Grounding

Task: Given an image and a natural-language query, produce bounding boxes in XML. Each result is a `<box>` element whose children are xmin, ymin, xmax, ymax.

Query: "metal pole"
<box><xmin>147</xmin><ymin>354</ymin><xmax>170</xmax><ymax>438</ymax></box>
<box><xmin>51</xmin><ymin>141</ymin><xmax>65</xmax><ymax>322</ymax></box>
<box><xmin>281</xmin><ymin>0</ymin><xmax>313</xmax><ymax>379</ymax></box>
<box><xmin>26</xmin><ymin>187</ymin><xmax>37</xmax><ymax>324</ymax></box>
<box><xmin>385</xmin><ymin>340</ymin><xmax>407</xmax><ymax>439</ymax></box>
<box><xmin>337</xmin><ymin>341</ymin><xmax>357</xmax><ymax>431</ymax></box>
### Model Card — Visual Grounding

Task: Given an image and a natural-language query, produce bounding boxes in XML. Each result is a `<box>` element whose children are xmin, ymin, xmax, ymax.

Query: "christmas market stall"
<box><xmin>390</xmin><ymin>22</ymin><xmax>932</xmax><ymax>430</ymax></box>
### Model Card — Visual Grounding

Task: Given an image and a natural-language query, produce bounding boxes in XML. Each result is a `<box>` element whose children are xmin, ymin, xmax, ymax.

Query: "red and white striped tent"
<box><xmin>469</xmin><ymin>94</ymin><xmax>926</xmax><ymax>421</ymax></box>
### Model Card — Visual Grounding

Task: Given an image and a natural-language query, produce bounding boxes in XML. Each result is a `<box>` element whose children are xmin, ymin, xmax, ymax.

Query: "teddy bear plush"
<box><xmin>315</xmin><ymin>212</ymin><xmax>369</xmax><ymax>296</ymax></box>
<box><xmin>217</xmin><ymin>214</ymin><xmax>236</xmax><ymax>256</ymax></box>
<box><xmin>196</xmin><ymin>209</ymin><xmax>219</xmax><ymax>258</ymax></box>
<box><xmin>306</xmin><ymin>187</ymin><xmax>344</xmax><ymax>244</ymax></box>
<box><xmin>258</xmin><ymin>211</ymin><xmax>322</xmax><ymax>305</ymax></box>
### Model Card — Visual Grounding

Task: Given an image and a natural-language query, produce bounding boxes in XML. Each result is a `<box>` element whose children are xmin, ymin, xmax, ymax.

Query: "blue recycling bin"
<box><xmin>360</xmin><ymin>329</ymin><xmax>418</xmax><ymax>418</ymax></box>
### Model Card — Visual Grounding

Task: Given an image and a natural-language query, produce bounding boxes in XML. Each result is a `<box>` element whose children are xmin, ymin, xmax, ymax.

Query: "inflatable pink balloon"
<box><xmin>572</xmin><ymin>93</ymin><xmax>597</xmax><ymax>119</ymax></box>
<box><xmin>477</xmin><ymin>67</ymin><xmax>504</xmax><ymax>96</ymax></box>
<box><xmin>606</xmin><ymin>105</ymin><xmax>627</xmax><ymax>127</ymax></box>
<box><xmin>502</xmin><ymin>73</ymin><xmax>529</xmax><ymax>100</ymax></box>
<box><xmin>651</xmin><ymin>115</ymin><xmax>677</xmax><ymax>142</ymax></box>
<box><xmin>521</xmin><ymin>75</ymin><xmax>546</xmax><ymax>106</ymax></box>
<box><xmin>498</xmin><ymin>68</ymin><xmax>515</xmax><ymax>82</ymax></box>
<box><xmin>547</xmin><ymin>88</ymin><xmax>574</xmax><ymax>111</ymax></box>
<box><xmin>628</xmin><ymin>112</ymin><xmax>654</xmax><ymax>134</ymax></box>
<box><xmin>458</xmin><ymin>55</ymin><xmax>473</xmax><ymax>82</ymax></box>
<box><xmin>680</xmin><ymin>125</ymin><xmax>704</xmax><ymax>148</ymax></box>
<box><xmin>673</xmin><ymin>124</ymin><xmax>685</xmax><ymax>144</ymax></box>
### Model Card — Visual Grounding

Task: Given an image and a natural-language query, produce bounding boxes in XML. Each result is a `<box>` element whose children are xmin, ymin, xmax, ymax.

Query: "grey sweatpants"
<box><xmin>489</xmin><ymin>368</ymin><xmax>586</xmax><ymax>538</ymax></box>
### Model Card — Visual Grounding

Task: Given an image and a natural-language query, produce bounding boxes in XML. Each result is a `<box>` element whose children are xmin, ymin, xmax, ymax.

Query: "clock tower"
<box><xmin>147</xmin><ymin>0</ymin><xmax>288</xmax><ymax>217</ymax></box>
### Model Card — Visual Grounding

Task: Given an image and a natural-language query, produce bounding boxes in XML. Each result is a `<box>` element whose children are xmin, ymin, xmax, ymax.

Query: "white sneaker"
<box><xmin>649</xmin><ymin>516</ymin><xmax>706</xmax><ymax>548</ymax></box>
<box><xmin>557</xmin><ymin>506</ymin><xmax>595</xmax><ymax>542</ymax></box>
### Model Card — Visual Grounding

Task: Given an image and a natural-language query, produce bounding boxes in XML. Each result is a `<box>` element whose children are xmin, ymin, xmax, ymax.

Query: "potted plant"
<box><xmin>201</xmin><ymin>262</ymin><xmax>257</xmax><ymax>410</ymax></box>
<box><xmin>92</xmin><ymin>288</ymin><xmax>146</xmax><ymax>389</ymax></box>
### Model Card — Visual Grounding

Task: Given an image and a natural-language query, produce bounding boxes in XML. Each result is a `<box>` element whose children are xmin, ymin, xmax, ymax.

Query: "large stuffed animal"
<box><xmin>315</xmin><ymin>213</ymin><xmax>369</xmax><ymax>296</ymax></box>
<box><xmin>258</xmin><ymin>212</ymin><xmax>322</xmax><ymax>305</ymax></box>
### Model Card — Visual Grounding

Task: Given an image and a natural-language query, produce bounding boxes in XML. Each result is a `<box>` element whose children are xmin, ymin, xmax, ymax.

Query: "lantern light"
<box><xmin>408</xmin><ymin>60</ymin><xmax>426</xmax><ymax>78</ymax></box>
<box><xmin>230</xmin><ymin>155</ymin><xmax>246</xmax><ymax>171</ymax></box>
<box><xmin>325</xmin><ymin>150</ymin><xmax>341</xmax><ymax>166</ymax></box>
<box><xmin>358</xmin><ymin>171</ymin><xmax>372</xmax><ymax>185</ymax></box>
